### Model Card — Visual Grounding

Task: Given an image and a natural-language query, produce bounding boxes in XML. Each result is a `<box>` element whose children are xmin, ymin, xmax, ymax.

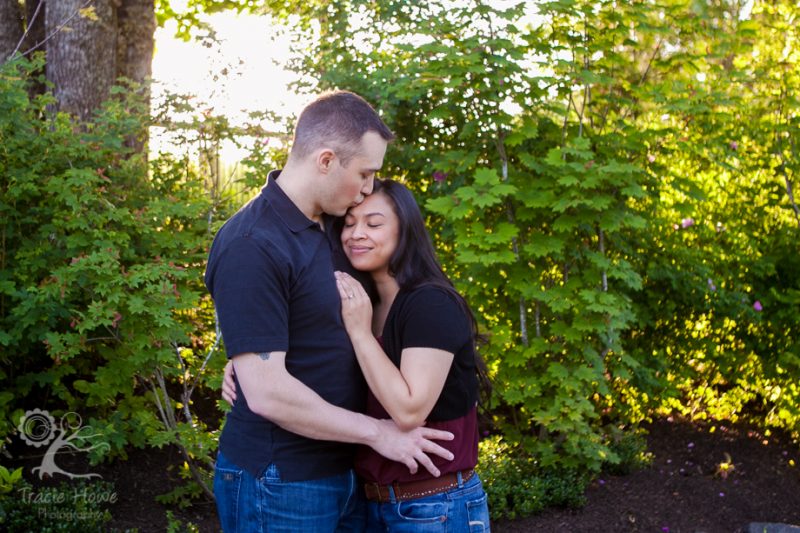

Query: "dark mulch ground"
<box><xmin>495</xmin><ymin>417</ymin><xmax>800</xmax><ymax>533</ymax></box>
<box><xmin>9</xmin><ymin>416</ymin><xmax>800</xmax><ymax>532</ymax></box>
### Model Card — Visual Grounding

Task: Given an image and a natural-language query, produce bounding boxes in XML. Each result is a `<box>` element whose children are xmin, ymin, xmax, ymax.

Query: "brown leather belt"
<box><xmin>363</xmin><ymin>469</ymin><xmax>475</xmax><ymax>503</ymax></box>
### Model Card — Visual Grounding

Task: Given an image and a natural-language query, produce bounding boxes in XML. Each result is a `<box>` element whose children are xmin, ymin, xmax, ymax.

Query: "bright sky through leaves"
<box><xmin>150</xmin><ymin>11</ymin><xmax>307</xmax><ymax>161</ymax></box>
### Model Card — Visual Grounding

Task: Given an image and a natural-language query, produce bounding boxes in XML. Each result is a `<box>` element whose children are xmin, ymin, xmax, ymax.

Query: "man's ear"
<box><xmin>317</xmin><ymin>148</ymin><xmax>336</xmax><ymax>174</ymax></box>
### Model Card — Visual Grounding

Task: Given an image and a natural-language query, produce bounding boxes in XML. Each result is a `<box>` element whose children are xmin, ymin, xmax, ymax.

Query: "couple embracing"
<box><xmin>205</xmin><ymin>90</ymin><xmax>491</xmax><ymax>532</ymax></box>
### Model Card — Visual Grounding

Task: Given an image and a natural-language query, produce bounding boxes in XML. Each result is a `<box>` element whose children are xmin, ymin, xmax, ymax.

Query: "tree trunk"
<box><xmin>43</xmin><ymin>0</ymin><xmax>155</xmax><ymax>144</ymax></box>
<box><xmin>117</xmin><ymin>0</ymin><xmax>155</xmax><ymax>92</ymax></box>
<box><xmin>118</xmin><ymin>0</ymin><xmax>155</xmax><ymax>152</ymax></box>
<box><xmin>0</xmin><ymin>0</ymin><xmax>24</xmax><ymax>62</ymax></box>
<box><xmin>46</xmin><ymin>0</ymin><xmax>118</xmax><ymax>121</ymax></box>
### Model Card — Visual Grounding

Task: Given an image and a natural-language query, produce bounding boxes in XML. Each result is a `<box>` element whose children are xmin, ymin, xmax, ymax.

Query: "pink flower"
<box><xmin>681</xmin><ymin>218</ymin><xmax>695</xmax><ymax>228</ymax></box>
<box><xmin>648</xmin><ymin>154</ymin><xmax>656</xmax><ymax>163</ymax></box>
<box><xmin>433</xmin><ymin>171</ymin><xmax>448</xmax><ymax>183</ymax></box>
<box><xmin>753</xmin><ymin>300</ymin><xmax>763</xmax><ymax>312</ymax></box>
<box><xmin>729</xmin><ymin>141</ymin><xmax>738</xmax><ymax>150</ymax></box>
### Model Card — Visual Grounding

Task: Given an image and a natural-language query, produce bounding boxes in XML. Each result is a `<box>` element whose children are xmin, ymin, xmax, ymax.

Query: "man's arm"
<box><xmin>232</xmin><ymin>351</ymin><xmax>454</xmax><ymax>476</ymax></box>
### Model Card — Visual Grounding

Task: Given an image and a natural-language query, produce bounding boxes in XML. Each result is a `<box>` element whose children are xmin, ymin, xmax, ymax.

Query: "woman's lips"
<box><xmin>348</xmin><ymin>245</ymin><xmax>372</xmax><ymax>255</ymax></box>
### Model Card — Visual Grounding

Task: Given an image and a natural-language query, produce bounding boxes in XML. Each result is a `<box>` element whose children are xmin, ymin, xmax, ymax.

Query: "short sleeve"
<box><xmin>208</xmin><ymin>236</ymin><xmax>290</xmax><ymax>357</ymax></box>
<box><xmin>398</xmin><ymin>287</ymin><xmax>471</xmax><ymax>354</ymax></box>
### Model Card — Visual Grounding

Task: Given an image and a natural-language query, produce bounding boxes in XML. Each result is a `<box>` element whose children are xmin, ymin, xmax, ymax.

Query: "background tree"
<box><xmin>2</xmin><ymin>1</ymin><xmax>157</xmax><ymax>122</ymax></box>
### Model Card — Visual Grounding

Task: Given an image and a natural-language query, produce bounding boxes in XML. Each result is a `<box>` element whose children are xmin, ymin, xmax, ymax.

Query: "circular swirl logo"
<box><xmin>18</xmin><ymin>408</ymin><xmax>57</xmax><ymax>448</ymax></box>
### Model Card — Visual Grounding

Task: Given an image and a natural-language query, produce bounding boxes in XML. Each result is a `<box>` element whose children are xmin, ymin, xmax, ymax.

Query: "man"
<box><xmin>205</xmin><ymin>91</ymin><xmax>454</xmax><ymax>532</ymax></box>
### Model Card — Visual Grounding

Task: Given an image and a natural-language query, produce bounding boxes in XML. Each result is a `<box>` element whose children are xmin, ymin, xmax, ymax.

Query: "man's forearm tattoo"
<box><xmin>256</xmin><ymin>352</ymin><xmax>270</xmax><ymax>361</ymax></box>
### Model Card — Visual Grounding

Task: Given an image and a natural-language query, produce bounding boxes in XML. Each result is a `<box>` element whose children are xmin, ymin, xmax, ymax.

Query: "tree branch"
<box><xmin>8</xmin><ymin>0</ymin><xmax>43</xmax><ymax>61</ymax></box>
<box><xmin>13</xmin><ymin>0</ymin><xmax>93</xmax><ymax>60</ymax></box>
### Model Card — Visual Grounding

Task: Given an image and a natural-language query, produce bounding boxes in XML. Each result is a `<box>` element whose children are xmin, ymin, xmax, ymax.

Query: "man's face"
<box><xmin>321</xmin><ymin>131</ymin><xmax>388</xmax><ymax>216</ymax></box>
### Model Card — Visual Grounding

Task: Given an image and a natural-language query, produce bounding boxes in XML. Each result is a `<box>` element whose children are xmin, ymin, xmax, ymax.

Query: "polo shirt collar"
<box><xmin>263</xmin><ymin>170</ymin><xmax>320</xmax><ymax>233</ymax></box>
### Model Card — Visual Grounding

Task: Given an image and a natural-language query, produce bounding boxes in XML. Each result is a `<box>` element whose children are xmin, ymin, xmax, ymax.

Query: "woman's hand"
<box><xmin>221</xmin><ymin>360</ymin><xmax>237</xmax><ymax>406</ymax></box>
<box><xmin>334</xmin><ymin>271</ymin><xmax>373</xmax><ymax>340</ymax></box>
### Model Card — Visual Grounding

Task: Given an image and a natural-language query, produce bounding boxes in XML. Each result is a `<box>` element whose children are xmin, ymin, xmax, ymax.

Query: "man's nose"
<box><xmin>362</xmin><ymin>175</ymin><xmax>375</xmax><ymax>195</ymax></box>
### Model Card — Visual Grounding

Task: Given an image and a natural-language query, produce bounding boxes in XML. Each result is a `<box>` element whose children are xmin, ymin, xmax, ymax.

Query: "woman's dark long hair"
<box><xmin>359</xmin><ymin>179</ymin><xmax>492</xmax><ymax>401</ymax></box>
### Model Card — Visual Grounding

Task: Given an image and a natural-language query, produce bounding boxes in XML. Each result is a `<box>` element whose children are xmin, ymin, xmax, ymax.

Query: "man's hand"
<box><xmin>369</xmin><ymin>419</ymin><xmax>454</xmax><ymax>477</ymax></box>
<box><xmin>221</xmin><ymin>360</ymin><xmax>237</xmax><ymax>406</ymax></box>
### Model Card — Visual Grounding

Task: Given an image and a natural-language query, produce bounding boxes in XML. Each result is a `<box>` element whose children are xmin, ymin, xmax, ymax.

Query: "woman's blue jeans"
<box><xmin>365</xmin><ymin>471</ymin><xmax>490</xmax><ymax>532</ymax></box>
<box><xmin>213</xmin><ymin>451</ymin><xmax>365</xmax><ymax>532</ymax></box>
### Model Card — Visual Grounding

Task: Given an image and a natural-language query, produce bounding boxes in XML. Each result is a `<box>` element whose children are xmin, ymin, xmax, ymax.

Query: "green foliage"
<box><xmin>0</xmin><ymin>467</ymin><xmax>23</xmax><ymax>495</ymax></box>
<box><xmin>0</xmin><ymin>57</ymin><xmax>229</xmax><ymax>501</ymax></box>
<box><xmin>165</xmin><ymin>510</ymin><xmax>200</xmax><ymax>533</ymax></box>
<box><xmin>604</xmin><ymin>430</ymin><xmax>654</xmax><ymax>476</ymax></box>
<box><xmin>156</xmin><ymin>479</ymin><xmax>206</xmax><ymax>509</ymax></box>
<box><xmin>478</xmin><ymin>435</ymin><xmax>588</xmax><ymax>520</ymax></box>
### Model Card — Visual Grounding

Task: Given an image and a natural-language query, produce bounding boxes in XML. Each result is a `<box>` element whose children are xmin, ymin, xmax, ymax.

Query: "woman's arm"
<box><xmin>336</xmin><ymin>272</ymin><xmax>454</xmax><ymax>431</ymax></box>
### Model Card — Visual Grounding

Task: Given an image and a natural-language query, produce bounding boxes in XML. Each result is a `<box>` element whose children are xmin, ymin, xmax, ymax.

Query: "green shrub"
<box><xmin>478</xmin><ymin>435</ymin><xmax>589</xmax><ymax>521</ymax></box>
<box><xmin>0</xmin><ymin>57</ymin><xmax>225</xmax><ymax>500</ymax></box>
<box><xmin>604</xmin><ymin>429</ymin><xmax>654</xmax><ymax>476</ymax></box>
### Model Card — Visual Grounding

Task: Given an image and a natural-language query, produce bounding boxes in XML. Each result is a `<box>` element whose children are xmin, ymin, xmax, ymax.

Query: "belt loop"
<box><xmin>456</xmin><ymin>470</ymin><xmax>464</xmax><ymax>487</ymax></box>
<box><xmin>388</xmin><ymin>484</ymin><xmax>398</xmax><ymax>503</ymax></box>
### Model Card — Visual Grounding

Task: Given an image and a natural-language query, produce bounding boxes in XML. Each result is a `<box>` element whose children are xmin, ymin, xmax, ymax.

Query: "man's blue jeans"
<box><xmin>213</xmin><ymin>451</ymin><xmax>365</xmax><ymax>532</ymax></box>
<box><xmin>365</xmin><ymin>471</ymin><xmax>490</xmax><ymax>532</ymax></box>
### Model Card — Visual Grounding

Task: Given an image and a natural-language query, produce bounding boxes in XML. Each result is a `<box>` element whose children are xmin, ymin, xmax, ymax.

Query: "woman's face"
<box><xmin>340</xmin><ymin>192</ymin><xmax>399</xmax><ymax>275</ymax></box>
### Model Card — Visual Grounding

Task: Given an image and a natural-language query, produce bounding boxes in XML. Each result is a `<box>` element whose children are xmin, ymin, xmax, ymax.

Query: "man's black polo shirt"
<box><xmin>204</xmin><ymin>170</ymin><xmax>366</xmax><ymax>481</ymax></box>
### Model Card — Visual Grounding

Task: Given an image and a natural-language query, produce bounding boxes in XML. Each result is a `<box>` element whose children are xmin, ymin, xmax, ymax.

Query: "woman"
<box><xmin>222</xmin><ymin>179</ymin><xmax>491</xmax><ymax>531</ymax></box>
<box><xmin>334</xmin><ymin>179</ymin><xmax>490</xmax><ymax>532</ymax></box>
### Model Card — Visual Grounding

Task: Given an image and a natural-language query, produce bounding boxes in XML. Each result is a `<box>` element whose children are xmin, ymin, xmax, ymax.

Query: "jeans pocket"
<box><xmin>214</xmin><ymin>460</ymin><xmax>243</xmax><ymax>533</ymax></box>
<box><xmin>465</xmin><ymin>492</ymin><xmax>490</xmax><ymax>532</ymax></box>
<box><xmin>395</xmin><ymin>499</ymin><xmax>448</xmax><ymax>528</ymax></box>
